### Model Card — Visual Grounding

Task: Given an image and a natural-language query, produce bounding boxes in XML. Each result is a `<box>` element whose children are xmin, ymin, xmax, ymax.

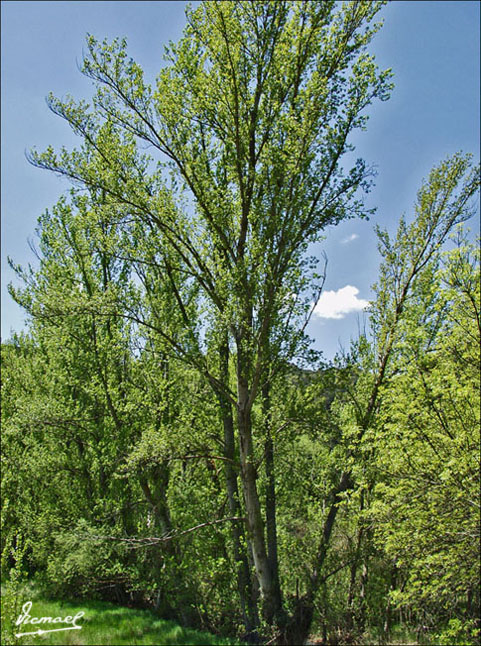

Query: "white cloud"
<box><xmin>313</xmin><ymin>285</ymin><xmax>369</xmax><ymax>319</ymax></box>
<box><xmin>340</xmin><ymin>233</ymin><xmax>359</xmax><ymax>244</ymax></box>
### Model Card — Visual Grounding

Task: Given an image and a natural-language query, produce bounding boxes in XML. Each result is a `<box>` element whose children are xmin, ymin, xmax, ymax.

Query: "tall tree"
<box><xmin>283</xmin><ymin>152</ymin><xmax>479</xmax><ymax>644</ymax></box>
<box><xmin>371</xmin><ymin>231</ymin><xmax>480</xmax><ymax>644</ymax></box>
<box><xmin>27</xmin><ymin>2</ymin><xmax>392</xmax><ymax>634</ymax></box>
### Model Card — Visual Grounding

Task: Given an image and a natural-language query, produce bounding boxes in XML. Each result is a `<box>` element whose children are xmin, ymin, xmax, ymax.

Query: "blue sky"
<box><xmin>1</xmin><ymin>0</ymin><xmax>480</xmax><ymax>359</ymax></box>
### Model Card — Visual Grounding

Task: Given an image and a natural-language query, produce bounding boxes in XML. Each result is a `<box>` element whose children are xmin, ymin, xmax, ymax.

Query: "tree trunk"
<box><xmin>346</xmin><ymin>493</ymin><xmax>365</xmax><ymax>631</ymax></box>
<box><xmin>219</xmin><ymin>340</ymin><xmax>259</xmax><ymax>641</ymax></box>
<box><xmin>138</xmin><ymin>464</ymin><xmax>178</xmax><ymax>618</ymax></box>
<box><xmin>262</xmin><ymin>381</ymin><xmax>284</xmax><ymax>623</ymax></box>
<box><xmin>383</xmin><ymin>563</ymin><xmax>397</xmax><ymax>639</ymax></box>
<box><xmin>236</xmin><ymin>341</ymin><xmax>281</xmax><ymax>627</ymax></box>
<box><xmin>284</xmin><ymin>470</ymin><xmax>352</xmax><ymax>645</ymax></box>
<box><xmin>357</xmin><ymin>560</ymin><xmax>368</xmax><ymax>633</ymax></box>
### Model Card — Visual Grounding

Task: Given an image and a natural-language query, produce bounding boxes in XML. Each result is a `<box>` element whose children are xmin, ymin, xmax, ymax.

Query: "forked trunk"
<box><xmin>283</xmin><ymin>471</ymin><xmax>353</xmax><ymax>645</ymax></box>
<box><xmin>219</xmin><ymin>341</ymin><xmax>259</xmax><ymax>640</ymax></box>
<box><xmin>262</xmin><ymin>381</ymin><xmax>284</xmax><ymax>623</ymax></box>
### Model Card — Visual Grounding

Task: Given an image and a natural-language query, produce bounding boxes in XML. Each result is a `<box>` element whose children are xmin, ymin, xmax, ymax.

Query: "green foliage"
<box><xmin>2</xmin><ymin>0</ymin><xmax>480</xmax><ymax>642</ymax></box>
<box><xmin>370</xmin><ymin>233</ymin><xmax>480</xmax><ymax>637</ymax></box>
<box><xmin>435</xmin><ymin>618</ymin><xmax>481</xmax><ymax>646</ymax></box>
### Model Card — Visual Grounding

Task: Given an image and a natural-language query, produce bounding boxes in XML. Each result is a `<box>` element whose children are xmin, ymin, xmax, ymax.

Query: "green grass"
<box><xmin>4</xmin><ymin>596</ymin><xmax>244</xmax><ymax>646</ymax></box>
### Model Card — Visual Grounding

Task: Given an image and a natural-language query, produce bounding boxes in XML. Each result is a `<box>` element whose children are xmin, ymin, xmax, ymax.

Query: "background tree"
<box><xmin>282</xmin><ymin>152</ymin><xmax>479</xmax><ymax>644</ymax></box>
<box><xmin>370</xmin><ymin>232</ymin><xmax>480</xmax><ymax>645</ymax></box>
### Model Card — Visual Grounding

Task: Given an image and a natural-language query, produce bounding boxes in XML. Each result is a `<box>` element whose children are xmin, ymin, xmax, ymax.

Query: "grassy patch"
<box><xmin>4</xmin><ymin>596</ymin><xmax>243</xmax><ymax>646</ymax></box>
